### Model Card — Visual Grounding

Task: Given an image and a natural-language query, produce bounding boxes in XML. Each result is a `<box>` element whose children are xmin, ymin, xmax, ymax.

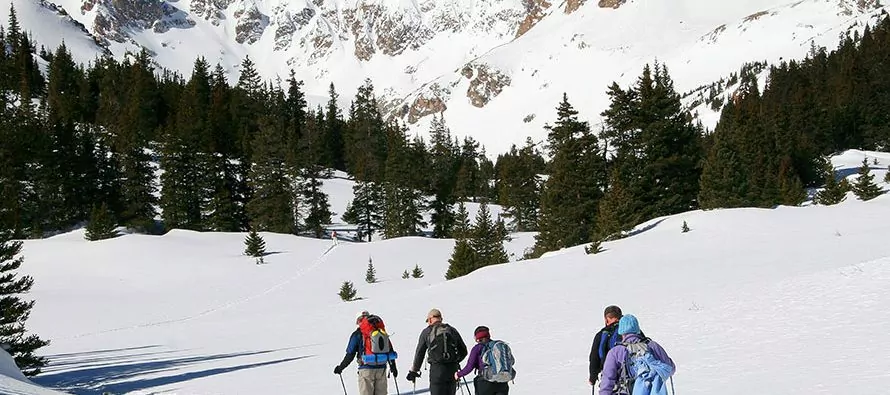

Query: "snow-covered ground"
<box><xmin>0</xmin><ymin>151</ymin><xmax>886</xmax><ymax>394</ymax></box>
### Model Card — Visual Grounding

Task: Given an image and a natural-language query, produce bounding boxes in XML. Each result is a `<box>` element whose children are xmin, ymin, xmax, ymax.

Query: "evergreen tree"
<box><xmin>402</xmin><ymin>270</ymin><xmax>409</xmax><ymax>279</ymax></box>
<box><xmin>411</xmin><ymin>264</ymin><xmax>424</xmax><ymax>278</ymax></box>
<box><xmin>585</xmin><ymin>240</ymin><xmax>604</xmax><ymax>255</ymax></box>
<box><xmin>595</xmin><ymin>169</ymin><xmax>640</xmax><ymax>240</ymax></box>
<box><xmin>851</xmin><ymin>158</ymin><xmax>884</xmax><ymax>201</ymax></box>
<box><xmin>247</xmin><ymin>86</ymin><xmax>296</xmax><ymax>234</ymax></box>
<box><xmin>681</xmin><ymin>221</ymin><xmax>690</xmax><ymax>233</ymax></box>
<box><xmin>84</xmin><ymin>203</ymin><xmax>118</xmax><ymax>241</ymax></box>
<box><xmin>885</xmin><ymin>166</ymin><xmax>890</xmax><ymax>183</ymax></box>
<box><xmin>345</xmin><ymin>79</ymin><xmax>387</xmax><ymax>182</ymax></box>
<box><xmin>298</xmin><ymin>166</ymin><xmax>332</xmax><ymax>238</ymax></box>
<box><xmin>160</xmin><ymin>58</ymin><xmax>212</xmax><ymax>231</ymax></box>
<box><xmin>428</xmin><ymin>116</ymin><xmax>460</xmax><ymax>238</ymax></box>
<box><xmin>339</xmin><ymin>281</ymin><xmax>357</xmax><ymax>302</ymax></box>
<box><xmin>533</xmin><ymin>94</ymin><xmax>606</xmax><ymax>256</ymax></box>
<box><xmin>496</xmin><ymin>139</ymin><xmax>543</xmax><ymax>232</ymax></box>
<box><xmin>365</xmin><ymin>258</ymin><xmax>377</xmax><ymax>283</ymax></box>
<box><xmin>0</xmin><ymin>229</ymin><xmax>48</xmax><ymax>376</ymax></box>
<box><xmin>342</xmin><ymin>181</ymin><xmax>383</xmax><ymax>242</ymax></box>
<box><xmin>470</xmin><ymin>201</ymin><xmax>508</xmax><ymax>268</ymax></box>
<box><xmin>244</xmin><ymin>229</ymin><xmax>266</xmax><ymax>257</ymax></box>
<box><xmin>445</xmin><ymin>202</ymin><xmax>476</xmax><ymax>280</ymax></box>
<box><xmin>322</xmin><ymin>83</ymin><xmax>346</xmax><ymax>171</ymax></box>
<box><xmin>813</xmin><ymin>161</ymin><xmax>849</xmax><ymax>205</ymax></box>
<box><xmin>383</xmin><ymin>122</ymin><xmax>426</xmax><ymax>238</ymax></box>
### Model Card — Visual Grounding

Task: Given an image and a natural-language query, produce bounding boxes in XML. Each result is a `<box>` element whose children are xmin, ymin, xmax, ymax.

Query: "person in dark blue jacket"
<box><xmin>334</xmin><ymin>311</ymin><xmax>398</xmax><ymax>395</ymax></box>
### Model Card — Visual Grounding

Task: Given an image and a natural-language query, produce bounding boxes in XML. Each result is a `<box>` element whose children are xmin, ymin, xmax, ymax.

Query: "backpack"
<box><xmin>358</xmin><ymin>315</ymin><xmax>398</xmax><ymax>365</ymax></box>
<box><xmin>615</xmin><ymin>339</ymin><xmax>673</xmax><ymax>395</ymax></box>
<box><xmin>427</xmin><ymin>323</ymin><xmax>461</xmax><ymax>364</ymax></box>
<box><xmin>598</xmin><ymin>327</ymin><xmax>621</xmax><ymax>364</ymax></box>
<box><xmin>479</xmin><ymin>340</ymin><xmax>516</xmax><ymax>383</ymax></box>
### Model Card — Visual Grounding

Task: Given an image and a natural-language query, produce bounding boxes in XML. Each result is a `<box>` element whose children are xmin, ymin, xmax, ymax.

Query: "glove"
<box><xmin>406</xmin><ymin>370</ymin><xmax>420</xmax><ymax>382</ymax></box>
<box><xmin>390</xmin><ymin>365</ymin><xmax>398</xmax><ymax>378</ymax></box>
<box><xmin>333</xmin><ymin>365</ymin><xmax>343</xmax><ymax>375</ymax></box>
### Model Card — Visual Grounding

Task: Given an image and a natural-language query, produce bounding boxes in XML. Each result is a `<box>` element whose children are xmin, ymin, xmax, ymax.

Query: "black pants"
<box><xmin>429</xmin><ymin>381</ymin><xmax>457</xmax><ymax>395</ymax></box>
<box><xmin>474</xmin><ymin>376</ymin><xmax>509</xmax><ymax>395</ymax></box>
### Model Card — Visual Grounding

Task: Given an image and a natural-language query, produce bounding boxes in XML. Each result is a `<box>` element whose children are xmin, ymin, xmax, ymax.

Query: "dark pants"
<box><xmin>428</xmin><ymin>363</ymin><xmax>460</xmax><ymax>395</ymax></box>
<box><xmin>474</xmin><ymin>376</ymin><xmax>509</xmax><ymax>395</ymax></box>
<box><xmin>430</xmin><ymin>381</ymin><xmax>457</xmax><ymax>395</ymax></box>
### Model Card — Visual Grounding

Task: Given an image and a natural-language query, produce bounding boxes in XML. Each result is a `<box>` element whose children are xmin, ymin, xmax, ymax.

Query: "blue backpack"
<box><xmin>616</xmin><ymin>339</ymin><xmax>674</xmax><ymax>395</ymax></box>
<box><xmin>598</xmin><ymin>328</ymin><xmax>621</xmax><ymax>363</ymax></box>
<box><xmin>479</xmin><ymin>340</ymin><xmax>516</xmax><ymax>383</ymax></box>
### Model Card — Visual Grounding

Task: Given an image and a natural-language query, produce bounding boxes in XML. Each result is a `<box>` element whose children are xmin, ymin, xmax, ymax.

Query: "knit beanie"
<box><xmin>617</xmin><ymin>314</ymin><xmax>641</xmax><ymax>335</ymax></box>
<box><xmin>474</xmin><ymin>326</ymin><xmax>490</xmax><ymax>340</ymax></box>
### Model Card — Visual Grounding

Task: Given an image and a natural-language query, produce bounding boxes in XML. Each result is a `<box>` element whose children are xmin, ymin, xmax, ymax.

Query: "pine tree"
<box><xmin>345</xmin><ymin>79</ymin><xmax>387</xmax><ymax>182</ymax></box>
<box><xmin>411</xmin><ymin>264</ymin><xmax>424</xmax><ymax>278</ymax></box>
<box><xmin>445</xmin><ymin>202</ymin><xmax>477</xmax><ymax>280</ymax></box>
<box><xmin>339</xmin><ymin>281</ymin><xmax>357</xmax><ymax>302</ymax></box>
<box><xmin>84</xmin><ymin>203</ymin><xmax>118</xmax><ymax>241</ymax></box>
<box><xmin>247</xmin><ymin>86</ymin><xmax>297</xmax><ymax>234</ymax></box>
<box><xmin>682</xmin><ymin>221</ymin><xmax>690</xmax><ymax>233</ymax></box>
<box><xmin>0</xmin><ymin>229</ymin><xmax>48</xmax><ymax>376</ymax></box>
<box><xmin>342</xmin><ymin>181</ymin><xmax>383</xmax><ymax>242</ymax></box>
<box><xmin>402</xmin><ymin>270</ymin><xmax>409</xmax><ymax>279</ymax></box>
<box><xmin>533</xmin><ymin>94</ymin><xmax>606</xmax><ymax>256</ymax></box>
<box><xmin>884</xmin><ymin>166</ymin><xmax>890</xmax><ymax>183</ymax></box>
<box><xmin>851</xmin><ymin>158</ymin><xmax>884</xmax><ymax>201</ymax></box>
<box><xmin>428</xmin><ymin>116</ymin><xmax>459</xmax><ymax>238</ymax></box>
<box><xmin>322</xmin><ymin>83</ymin><xmax>346</xmax><ymax>171</ymax></box>
<box><xmin>470</xmin><ymin>201</ymin><xmax>508</xmax><ymax>268</ymax></box>
<box><xmin>383</xmin><ymin>122</ymin><xmax>426</xmax><ymax>238</ymax></box>
<box><xmin>585</xmin><ymin>240</ymin><xmax>604</xmax><ymax>255</ymax></box>
<box><xmin>244</xmin><ymin>229</ymin><xmax>266</xmax><ymax>257</ymax></box>
<box><xmin>813</xmin><ymin>161</ymin><xmax>849</xmax><ymax>205</ymax></box>
<box><xmin>595</xmin><ymin>169</ymin><xmax>640</xmax><ymax>240</ymax></box>
<box><xmin>496</xmin><ymin>139</ymin><xmax>543</xmax><ymax>232</ymax></box>
<box><xmin>298</xmin><ymin>166</ymin><xmax>332</xmax><ymax>238</ymax></box>
<box><xmin>365</xmin><ymin>258</ymin><xmax>377</xmax><ymax>283</ymax></box>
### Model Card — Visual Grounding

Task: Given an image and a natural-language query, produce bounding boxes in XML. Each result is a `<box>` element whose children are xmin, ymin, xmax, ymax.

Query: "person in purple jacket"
<box><xmin>598</xmin><ymin>315</ymin><xmax>675</xmax><ymax>395</ymax></box>
<box><xmin>454</xmin><ymin>326</ymin><xmax>510</xmax><ymax>395</ymax></box>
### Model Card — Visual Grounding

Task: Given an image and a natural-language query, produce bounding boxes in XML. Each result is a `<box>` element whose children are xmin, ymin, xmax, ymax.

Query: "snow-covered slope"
<box><xmin>4</xmin><ymin>150</ymin><xmax>887</xmax><ymax>394</ymax></box>
<box><xmin>2</xmin><ymin>0</ymin><xmax>885</xmax><ymax>155</ymax></box>
<box><xmin>0</xmin><ymin>0</ymin><xmax>108</xmax><ymax>66</ymax></box>
<box><xmin>0</xmin><ymin>348</ymin><xmax>65</xmax><ymax>395</ymax></box>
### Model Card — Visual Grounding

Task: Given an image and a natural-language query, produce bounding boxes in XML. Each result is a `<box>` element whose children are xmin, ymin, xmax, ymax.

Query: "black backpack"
<box><xmin>427</xmin><ymin>323</ymin><xmax>461</xmax><ymax>364</ymax></box>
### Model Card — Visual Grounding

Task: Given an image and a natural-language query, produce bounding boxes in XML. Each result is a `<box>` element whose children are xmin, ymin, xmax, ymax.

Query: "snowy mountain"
<box><xmin>1</xmin><ymin>0</ymin><xmax>886</xmax><ymax>155</ymax></box>
<box><xmin>0</xmin><ymin>149</ymin><xmax>886</xmax><ymax>394</ymax></box>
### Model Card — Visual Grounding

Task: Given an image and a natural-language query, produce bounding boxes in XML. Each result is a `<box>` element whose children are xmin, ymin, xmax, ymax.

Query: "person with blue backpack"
<box><xmin>333</xmin><ymin>311</ymin><xmax>398</xmax><ymax>395</ymax></box>
<box><xmin>454</xmin><ymin>326</ymin><xmax>516</xmax><ymax>395</ymax></box>
<box><xmin>590</xmin><ymin>305</ymin><xmax>644</xmax><ymax>391</ymax></box>
<box><xmin>598</xmin><ymin>315</ymin><xmax>675</xmax><ymax>395</ymax></box>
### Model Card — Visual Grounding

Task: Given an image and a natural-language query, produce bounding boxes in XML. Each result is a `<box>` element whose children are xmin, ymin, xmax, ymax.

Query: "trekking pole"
<box><xmin>462</xmin><ymin>376</ymin><xmax>472</xmax><ymax>395</ymax></box>
<box><xmin>392</xmin><ymin>372</ymin><xmax>400</xmax><ymax>395</ymax></box>
<box><xmin>670</xmin><ymin>376</ymin><xmax>676</xmax><ymax>395</ymax></box>
<box><xmin>338</xmin><ymin>373</ymin><xmax>347</xmax><ymax>395</ymax></box>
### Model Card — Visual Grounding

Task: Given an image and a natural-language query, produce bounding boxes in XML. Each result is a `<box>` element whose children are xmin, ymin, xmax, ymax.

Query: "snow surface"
<box><xmin>2</xmin><ymin>150</ymin><xmax>888</xmax><ymax>394</ymax></box>
<box><xmin>0</xmin><ymin>0</ymin><xmax>107</xmax><ymax>67</ymax></box>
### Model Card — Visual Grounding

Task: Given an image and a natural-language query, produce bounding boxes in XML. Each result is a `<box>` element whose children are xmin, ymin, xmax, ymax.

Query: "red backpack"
<box><xmin>358</xmin><ymin>315</ymin><xmax>397</xmax><ymax>365</ymax></box>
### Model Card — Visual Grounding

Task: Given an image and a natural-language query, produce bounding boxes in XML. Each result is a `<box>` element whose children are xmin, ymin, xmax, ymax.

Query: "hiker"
<box><xmin>332</xmin><ymin>230</ymin><xmax>339</xmax><ymax>245</ymax></box>
<box><xmin>590</xmin><ymin>305</ymin><xmax>644</xmax><ymax>389</ymax></box>
<box><xmin>599</xmin><ymin>315</ymin><xmax>675</xmax><ymax>395</ymax></box>
<box><xmin>333</xmin><ymin>311</ymin><xmax>398</xmax><ymax>395</ymax></box>
<box><xmin>406</xmin><ymin>308</ymin><xmax>468</xmax><ymax>395</ymax></box>
<box><xmin>455</xmin><ymin>326</ymin><xmax>515</xmax><ymax>395</ymax></box>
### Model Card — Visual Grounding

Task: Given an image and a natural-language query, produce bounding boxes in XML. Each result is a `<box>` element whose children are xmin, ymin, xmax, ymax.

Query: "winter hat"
<box><xmin>355</xmin><ymin>311</ymin><xmax>369</xmax><ymax>323</ymax></box>
<box><xmin>617</xmin><ymin>314</ymin><xmax>641</xmax><ymax>335</ymax></box>
<box><xmin>474</xmin><ymin>326</ymin><xmax>490</xmax><ymax>341</ymax></box>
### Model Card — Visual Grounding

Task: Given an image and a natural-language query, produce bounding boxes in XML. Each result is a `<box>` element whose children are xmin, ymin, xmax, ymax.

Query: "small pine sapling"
<box><xmin>365</xmin><ymin>257</ymin><xmax>377</xmax><ymax>283</ymax></box>
<box><xmin>339</xmin><ymin>281</ymin><xmax>357</xmax><ymax>302</ymax></box>
<box><xmin>411</xmin><ymin>264</ymin><xmax>424</xmax><ymax>278</ymax></box>
<box><xmin>402</xmin><ymin>270</ymin><xmax>409</xmax><ymax>279</ymax></box>
<box><xmin>682</xmin><ymin>221</ymin><xmax>690</xmax><ymax>233</ymax></box>
<box><xmin>885</xmin><ymin>166</ymin><xmax>890</xmax><ymax>183</ymax></box>
<box><xmin>585</xmin><ymin>240</ymin><xmax>604</xmax><ymax>255</ymax></box>
<box><xmin>244</xmin><ymin>230</ymin><xmax>266</xmax><ymax>257</ymax></box>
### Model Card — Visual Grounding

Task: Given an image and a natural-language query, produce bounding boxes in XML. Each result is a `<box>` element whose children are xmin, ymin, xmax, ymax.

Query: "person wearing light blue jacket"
<box><xmin>598</xmin><ymin>315</ymin><xmax>675</xmax><ymax>395</ymax></box>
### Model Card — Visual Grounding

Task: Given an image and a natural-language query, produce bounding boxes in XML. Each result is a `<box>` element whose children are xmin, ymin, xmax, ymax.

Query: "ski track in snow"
<box><xmin>64</xmin><ymin>244</ymin><xmax>339</xmax><ymax>340</ymax></box>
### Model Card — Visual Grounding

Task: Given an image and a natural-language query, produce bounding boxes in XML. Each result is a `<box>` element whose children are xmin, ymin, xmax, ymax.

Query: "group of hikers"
<box><xmin>333</xmin><ymin>306</ymin><xmax>675</xmax><ymax>395</ymax></box>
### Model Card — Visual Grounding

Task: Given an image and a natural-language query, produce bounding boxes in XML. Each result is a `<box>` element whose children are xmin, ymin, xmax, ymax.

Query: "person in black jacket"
<box><xmin>406</xmin><ymin>308</ymin><xmax>468</xmax><ymax>395</ymax></box>
<box><xmin>589</xmin><ymin>305</ymin><xmax>623</xmax><ymax>391</ymax></box>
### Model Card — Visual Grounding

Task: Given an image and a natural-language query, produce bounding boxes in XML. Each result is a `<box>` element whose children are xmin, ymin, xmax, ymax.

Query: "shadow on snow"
<box><xmin>34</xmin><ymin>346</ymin><xmax>315</xmax><ymax>394</ymax></box>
